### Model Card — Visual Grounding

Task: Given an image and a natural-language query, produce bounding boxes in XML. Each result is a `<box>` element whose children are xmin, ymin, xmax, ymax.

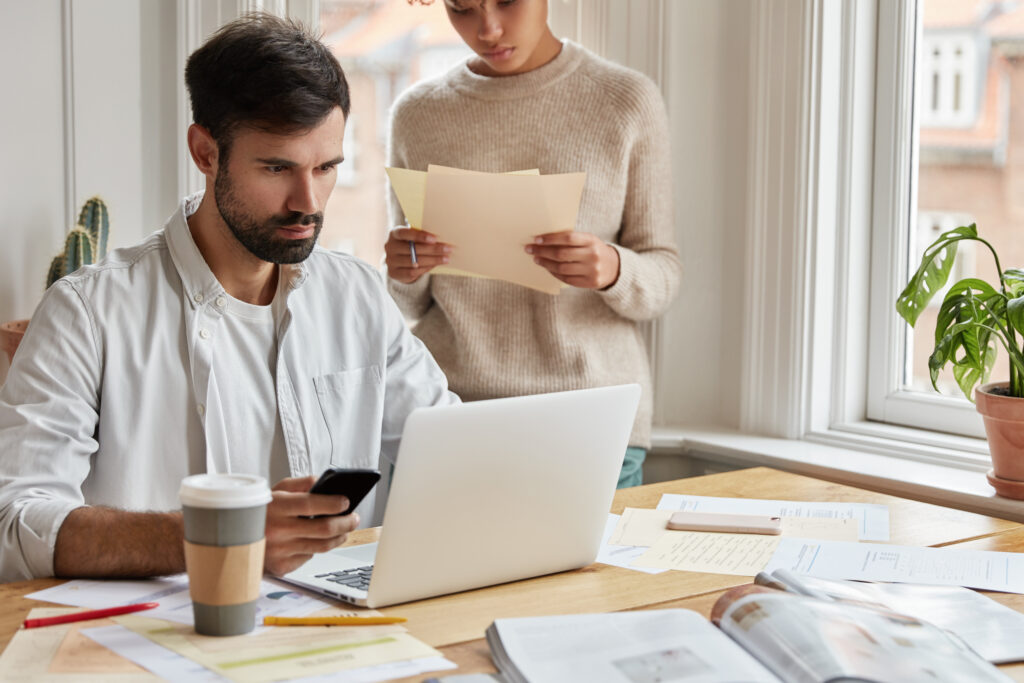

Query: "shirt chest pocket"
<box><xmin>312</xmin><ymin>365</ymin><xmax>384</xmax><ymax>468</ymax></box>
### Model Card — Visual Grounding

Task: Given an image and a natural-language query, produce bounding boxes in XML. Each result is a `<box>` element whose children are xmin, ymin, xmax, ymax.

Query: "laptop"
<box><xmin>282</xmin><ymin>383</ymin><xmax>641</xmax><ymax>608</ymax></box>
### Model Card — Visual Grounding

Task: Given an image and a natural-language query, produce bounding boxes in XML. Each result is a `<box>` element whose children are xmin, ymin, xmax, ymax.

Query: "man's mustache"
<box><xmin>268</xmin><ymin>212</ymin><xmax>323</xmax><ymax>229</ymax></box>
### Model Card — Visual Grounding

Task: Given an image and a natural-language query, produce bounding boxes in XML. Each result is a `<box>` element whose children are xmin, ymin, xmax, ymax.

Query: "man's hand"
<box><xmin>525</xmin><ymin>231</ymin><xmax>620</xmax><ymax>290</ymax></box>
<box><xmin>384</xmin><ymin>226</ymin><xmax>452</xmax><ymax>284</ymax></box>
<box><xmin>263</xmin><ymin>476</ymin><xmax>361</xmax><ymax>576</ymax></box>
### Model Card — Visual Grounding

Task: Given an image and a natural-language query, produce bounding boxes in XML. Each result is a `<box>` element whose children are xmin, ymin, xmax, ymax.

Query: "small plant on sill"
<box><xmin>896</xmin><ymin>223</ymin><xmax>1024</xmax><ymax>400</ymax></box>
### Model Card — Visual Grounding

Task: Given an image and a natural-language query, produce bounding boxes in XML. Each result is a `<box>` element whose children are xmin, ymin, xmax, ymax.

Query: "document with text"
<box><xmin>764</xmin><ymin>538</ymin><xmax>1024</xmax><ymax>593</ymax></box>
<box><xmin>657</xmin><ymin>494</ymin><xmax>890</xmax><ymax>541</ymax></box>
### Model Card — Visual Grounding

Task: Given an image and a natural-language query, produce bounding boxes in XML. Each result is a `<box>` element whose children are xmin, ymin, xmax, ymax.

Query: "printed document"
<box><xmin>657</xmin><ymin>493</ymin><xmax>890</xmax><ymax>541</ymax></box>
<box><xmin>631</xmin><ymin>531</ymin><xmax>781</xmax><ymax>575</ymax></box>
<box><xmin>764</xmin><ymin>538</ymin><xmax>1024</xmax><ymax>593</ymax></box>
<box><xmin>26</xmin><ymin>575</ymin><xmax>329</xmax><ymax>628</ymax></box>
<box><xmin>611</xmin><ymin>507</ymin><xmax>857</xmax><ymax>547</ymax></box>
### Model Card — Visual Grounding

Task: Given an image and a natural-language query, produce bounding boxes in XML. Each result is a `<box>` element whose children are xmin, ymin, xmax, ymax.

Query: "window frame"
<box><xmin>864</xmin><ymin>0</ymin><xmax>988</xmax><ymax>442</ymax></box>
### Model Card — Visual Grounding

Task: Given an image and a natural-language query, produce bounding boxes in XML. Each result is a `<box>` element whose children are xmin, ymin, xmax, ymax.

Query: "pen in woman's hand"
<box><xmin>409</xmin><ymin>241</ymin><xmax>418</xmax><ymax>266</ymax></box>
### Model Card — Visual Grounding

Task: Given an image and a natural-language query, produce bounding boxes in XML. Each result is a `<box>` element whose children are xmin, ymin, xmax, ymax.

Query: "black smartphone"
<box><xmin>308</xmin><ymin>467</ymin><xmax>381</xmax><ymax>517</ymax></box>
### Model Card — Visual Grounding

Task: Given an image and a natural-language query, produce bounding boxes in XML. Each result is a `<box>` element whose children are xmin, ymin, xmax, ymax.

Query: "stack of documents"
<box><xmin>0</xmin><ymin>576</ymin><xmax>454</xmax><ymax>682</ymax></box>
<box><xmin>386</xmin><ymin>165</ymin><xmax>586</xmax><ymax>294</ymax></box>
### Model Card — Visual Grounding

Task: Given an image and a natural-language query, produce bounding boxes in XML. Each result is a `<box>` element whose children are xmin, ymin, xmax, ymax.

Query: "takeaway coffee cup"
<box><xmin>179</xmin><ymin>473</ymin><xmax>272</xmax><ymax>636</ymax></box>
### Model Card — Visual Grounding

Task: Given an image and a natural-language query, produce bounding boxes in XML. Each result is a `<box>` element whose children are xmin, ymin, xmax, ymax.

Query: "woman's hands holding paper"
<box><xmin>385</xmin><ymin>226</ymin><xmax>452</xmax><ymax>284</ymax></box>
<box><xmin>526</xmin><ymin>231</ymin><xmax>621</xmax><ymax>290</ymax></box>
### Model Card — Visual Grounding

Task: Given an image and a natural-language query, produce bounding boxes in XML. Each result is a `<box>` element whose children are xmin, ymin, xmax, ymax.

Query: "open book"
<box><xmin>483</xmin><ymin>587</ymin><xmax>1011</xmax><ymax>682</ymax></box>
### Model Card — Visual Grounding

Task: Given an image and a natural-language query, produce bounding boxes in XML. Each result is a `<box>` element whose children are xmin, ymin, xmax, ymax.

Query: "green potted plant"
<box><xmin>1</xmin><ymin>197</ymin><xmax>109</xmax><ymax>365</ymax></box>
<box><xmin>897</xmin><ymin>223</ymin><xmax>1024</xmax><ymax>498</ymax></box>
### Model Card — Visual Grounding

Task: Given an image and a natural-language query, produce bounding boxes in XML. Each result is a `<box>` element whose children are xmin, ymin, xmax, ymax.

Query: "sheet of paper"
<box><xmin>0</xmin><ymin>607</ymin><xmax>162</xmax><ymax>682</ymax></box>
<box><xmin>114</xmin><ymin>614</ymin><xmax>444</xmax><ymax>683</ymax></box>
<box><xmin>422</xmin><ymin>167</ymin><xmax>586</xmax><ymax>294</ymax></box>
<box><xmin>26</xmin><ymin>575</ymin><xmax>329</xmax><ymax>628</ymax></box>
<box><xmin>764</xmin><ymin>538</ymin><xmax>1024</xmax><ymax>593</ymax></box>
<box><xmin>611</xmin><ymin>508</ymin><xmax>859</xmax><ymax>548</ymax></box>
<box><xmin>631</xmin><ymin>531</ymin><xmax>782</xmax><ymax>575</ymax></box>
<box><xmin>657</xmin><ymin>494</ymin><xmax>890</xmax><ymax>541</ymax></box>
<box><xmin>595</xmin><ymin>513</ymin><xmax>667</xmax><ymax>575</ymax></box>
<box><xmin>384</xmin><ymin>166</ymin><xmax>540</xmax><ymax>281</ymax></box>
<box><xmin>83</xmin><ymin>625</ymin><xmax>455</xmax><ymax>683</ymax></box>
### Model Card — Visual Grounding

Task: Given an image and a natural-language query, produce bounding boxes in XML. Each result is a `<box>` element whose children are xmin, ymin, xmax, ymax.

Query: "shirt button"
<box><xmin>199</xmin><ymin>329</ymin><xmax>211</xmax><ymax>340</ymax></box>
<box><xmin>197</xmin><ymin>403</ymin><xmax>205</xmax><ymax>416</ymax></box>
<box><xmin>215</xmin><ymin>296</ymin><xmax>227</xmax><ymax>308</ymax></box>
<box><xmin>193</xmin><ymin>293</ymin><xmax>204</xmax><ymax>303</ymax></box>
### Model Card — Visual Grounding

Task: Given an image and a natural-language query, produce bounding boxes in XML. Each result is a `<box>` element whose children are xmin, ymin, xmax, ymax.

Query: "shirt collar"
<box><xmin>164</xmin><ymin>192</ymin><xmax>310</xmax><ymax>309</ymax></box>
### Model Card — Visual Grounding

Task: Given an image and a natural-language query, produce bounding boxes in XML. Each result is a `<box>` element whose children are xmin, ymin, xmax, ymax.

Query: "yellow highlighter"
<box><xmin>263</xmin><ymin>616</ymin><xmax>407</xmax><ymax>626</ymax></box>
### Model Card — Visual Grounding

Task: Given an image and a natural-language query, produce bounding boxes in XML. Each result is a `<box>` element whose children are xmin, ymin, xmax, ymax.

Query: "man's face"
<box><xmin>213</xmin><ymin>107</ymin><xmax>345</xmax><ymax>264</ymax></box>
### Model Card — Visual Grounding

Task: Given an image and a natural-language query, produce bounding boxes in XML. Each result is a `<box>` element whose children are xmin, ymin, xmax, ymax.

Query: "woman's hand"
<box><xmin>525</xmin><ymin>231</ymin><xmax>620</xmax><ymax>290</ymax></box>
<box><xmin>384</xmin><ymin>227</ymin><xmax>452</xmax><ymax>284</ymax></box>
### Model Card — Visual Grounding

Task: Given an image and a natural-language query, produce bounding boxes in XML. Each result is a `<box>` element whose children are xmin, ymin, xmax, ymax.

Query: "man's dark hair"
<box><xmin>185</xmin><ymin>13</ymin><xmax>350</xmax><ymax>157</ymax></box>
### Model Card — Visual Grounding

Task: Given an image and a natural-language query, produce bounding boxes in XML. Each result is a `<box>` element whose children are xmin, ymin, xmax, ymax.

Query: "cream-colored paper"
<box><xmin>423</xmin><ymin>168</ymin><xmax>584</xmax><ymax>294</ymax></box>
<box><xmin>0</xmin><ymin>608</ymin><xmax>158</xmax><ymax>682</ymax></box>
<box><xmin>611</xmin><ymin>508</ymin><xmax>860</xmax><ymax>548</ymax></box>
<box><xmin>630</xmin><ymin>531</ymin><xmax>782</xmax><ymax>575</ymax></box>
<box><xmin>385</xmin><ymin>165</ymin><xmax>585</xmax><ymax>294</ymax></box>
<box><xmin>385</xmin><ymin>165</ymin><xmax>549</xmax><ymax>283</ymax></box>
<box><xmin>116</xmin><ymin>609</ymin><xmax>442</xmax><ymax>683</ymax></box>
<box><xmin>610</xmin><ymin>508</ymin><xmax>674</xmax><ymax>547</ymax></box>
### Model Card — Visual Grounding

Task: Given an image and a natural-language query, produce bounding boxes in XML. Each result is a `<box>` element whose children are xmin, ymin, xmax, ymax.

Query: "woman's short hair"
<box><xmin>185</xmin><ymin>13</ymin><xmax>350</xmax><ymax>156</ymax></box>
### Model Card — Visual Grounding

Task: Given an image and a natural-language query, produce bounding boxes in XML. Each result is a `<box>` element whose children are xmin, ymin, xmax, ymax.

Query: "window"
<box><xmin>867</xmin><ymin>0</ymin><xmax>1021</xmax><ymax>441</ymax></box>
<box><xmin>316</xmin><ymin>0</ymin><xmax>471</xmax><ymax>267</ymax></box>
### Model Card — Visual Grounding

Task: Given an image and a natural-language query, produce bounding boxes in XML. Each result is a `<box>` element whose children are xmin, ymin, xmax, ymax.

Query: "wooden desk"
<box><xmin>1</xmin><ymin>467</ymin><xmax>1021</xmax><ymax>681</ymax></box>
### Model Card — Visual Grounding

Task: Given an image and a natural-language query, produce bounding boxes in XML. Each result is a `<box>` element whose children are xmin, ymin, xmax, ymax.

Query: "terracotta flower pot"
<box><xmin>977</xmin><ymin>382</ymin><xmax>1024</xmax><ymax>499</ymax></box>
<box><xmin>0</xmin><ymin>319</ymin><xmax>28</xmax><ymax>365</ymax></box>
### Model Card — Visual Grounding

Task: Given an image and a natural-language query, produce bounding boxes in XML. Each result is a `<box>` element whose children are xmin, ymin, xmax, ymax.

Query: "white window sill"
<box><xmin>651</xmin><ymin>425</ymin><xmax>1024</xmax><ymax>523</ymax></box>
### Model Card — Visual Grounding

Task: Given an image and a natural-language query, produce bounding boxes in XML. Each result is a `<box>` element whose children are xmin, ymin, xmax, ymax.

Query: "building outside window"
<box><xmin>317</xmin><ymin>0</ymin><xmax>472</xmax><ymax>265</ymax></box>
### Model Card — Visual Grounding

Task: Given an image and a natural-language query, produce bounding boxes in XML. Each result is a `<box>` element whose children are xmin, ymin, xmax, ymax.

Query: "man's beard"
<box><xmin>214</xmin><ymin>167</ymin><xmax>323</xmax><ymax>264</ymax></box>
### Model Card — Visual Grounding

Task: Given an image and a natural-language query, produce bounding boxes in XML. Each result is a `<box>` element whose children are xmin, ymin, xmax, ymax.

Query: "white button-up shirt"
<box><xmin>0</xmin><ymin>194</ymin><xmax>457</xmax><ymax>581</ymax></box>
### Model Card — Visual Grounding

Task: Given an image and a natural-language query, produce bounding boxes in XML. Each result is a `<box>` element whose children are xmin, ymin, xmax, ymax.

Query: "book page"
<box><xmin>718</xmin><ymin>592</ymin><xmax>1009</xmax><ymax>683</ymax></box>
<box><xmin>772</xmin><ymin>572</ymin><xmax>1024</xmax><ymax>664</ymax></box>
<box><xmin>489</xmin><ymin>610</ymin><xmax>780</xmax><ymax>683</ymax></box>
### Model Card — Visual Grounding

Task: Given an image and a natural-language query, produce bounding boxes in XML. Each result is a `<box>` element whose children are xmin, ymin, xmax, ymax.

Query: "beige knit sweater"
<box><xmin>386</xmin><ymin>40</ymin><xmax>681</xmax><ymax>448</ymax></box>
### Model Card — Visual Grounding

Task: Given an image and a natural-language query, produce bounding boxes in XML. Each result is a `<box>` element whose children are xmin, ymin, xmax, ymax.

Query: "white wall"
<box><xmin>0</xmin><ymin>0</ymin><xmax>180</xmax><ymax>383</ymax></box>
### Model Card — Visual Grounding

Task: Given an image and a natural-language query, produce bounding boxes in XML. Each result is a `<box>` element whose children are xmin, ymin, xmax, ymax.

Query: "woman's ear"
<box><xmin>187</xmin><ymin>124</ymin><xmax>219</xmax><ymax>178</ymax></box>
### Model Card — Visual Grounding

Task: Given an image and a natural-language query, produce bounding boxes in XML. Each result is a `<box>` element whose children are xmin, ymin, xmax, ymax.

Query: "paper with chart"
<box><xmin>82</xmin><ymin>623</ymin><xmax>455</xmax><ymax>683</ymax></box>
<box><xmin>112</xmin><ymin>613</ymin><xmax>447</xmax><ymax>683</ymax></box>
<box><xmin>764</xmin><ymin>538</ymin><xmax>1024</xmax><ymax>593</ymax></box>
<box><xmin>387</xmin><ymin>164</ymin><xmax>585</xmax><ymax>294</ymax></box>
<box><xmin>610</xmin><ymin>508</ymin><xmax>858</xmax><ymax>548</ymax></box>
<box><xmin>657</xmin><ymin>494</ymin><xmax>890</xmax><ymax>541</ymax></box>
<box><xmin>26</xmin><ymin>575</ymin><xmax>329</xmax><ymax>628</ymax></box>
<box><xmin>631</xmin><ymin>530</ymin><xmax>783</xmax><ymax>575</ymax></box>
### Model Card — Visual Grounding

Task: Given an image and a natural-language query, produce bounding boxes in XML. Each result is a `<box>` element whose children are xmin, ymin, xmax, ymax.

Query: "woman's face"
<box><xmin>444</xmin><ymin>0</ymin><xmax>559</xmax><ymax>77</ymax></box>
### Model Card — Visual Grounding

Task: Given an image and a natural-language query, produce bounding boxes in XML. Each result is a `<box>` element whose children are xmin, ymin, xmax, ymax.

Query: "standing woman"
<box><xmin>384</xmin><ymin>0</ymin><xmax>681</xmax><ymax>487</ymax></box>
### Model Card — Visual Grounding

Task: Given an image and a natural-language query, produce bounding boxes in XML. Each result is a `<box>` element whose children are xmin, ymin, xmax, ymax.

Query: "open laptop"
<box><xmin>282</xmin><ymin>383</ymin><xmax>641</xmax><ymax>608</ymax></box>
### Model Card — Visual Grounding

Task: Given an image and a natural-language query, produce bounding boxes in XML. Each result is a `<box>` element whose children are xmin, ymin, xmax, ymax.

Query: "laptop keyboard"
<box><xmin>315</xmin><ymin>565</ymin><xmax>373</xmax><ymax>591</ymax></box>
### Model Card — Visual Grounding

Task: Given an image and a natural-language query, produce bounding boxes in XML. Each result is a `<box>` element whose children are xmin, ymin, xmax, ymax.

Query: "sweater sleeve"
<box><xmin>385</xmin><ymin>96</ymin><xmax>434</xmax><ymax>321</ymax></box>
<box><xmin>597</xmin><ymin>78</ymin><xmax>682</xmax><ymax>321</ymax></box>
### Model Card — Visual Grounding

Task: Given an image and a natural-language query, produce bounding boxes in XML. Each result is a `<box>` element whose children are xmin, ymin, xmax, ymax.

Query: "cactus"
<box><xmin>45</xmin><ymin>196</ymin><xmax>110</xmax><ymax>289</ymax></box>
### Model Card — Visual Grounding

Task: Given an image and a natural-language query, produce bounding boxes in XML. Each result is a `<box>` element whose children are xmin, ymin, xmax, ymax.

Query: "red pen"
<box><xmin>23</xmin><ymin>602</ymin><xmax>159</xmax><ymax>629</ymax></box>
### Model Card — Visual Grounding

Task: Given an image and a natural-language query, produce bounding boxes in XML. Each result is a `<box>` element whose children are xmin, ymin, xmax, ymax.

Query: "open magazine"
<box><xmin>482</xmin><ymin>588</ymin><xmax>1011</xmax><ymax>682</ymax></box>
<box><xmin>756</xmin><ymin>568</ymin><xmax>1024</xmax><ymax>663</ymax></box>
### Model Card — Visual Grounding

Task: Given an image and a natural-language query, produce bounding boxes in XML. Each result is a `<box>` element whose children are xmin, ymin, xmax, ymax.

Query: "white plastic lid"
<box><xmin>178</xmin><ymin>474</ymin><xmax>272</xmax><ymax>509</ymax></box>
